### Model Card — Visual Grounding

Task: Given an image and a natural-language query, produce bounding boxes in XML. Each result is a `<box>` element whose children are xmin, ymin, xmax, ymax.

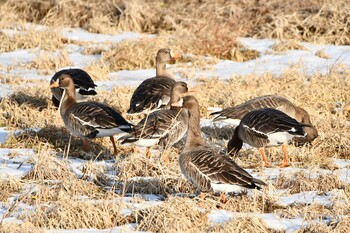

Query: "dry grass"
<box><xmin>1</xmin><ymin>0</ymin><xmax>349</xmax><ymax>52</ymax></box>
<box><xmin>22</xmin><ymin>198</ymin><xmax>132</xmax><ymax>229</ymax></box>
<box><xmin>0</xmin><ymin>29</ymin><xmax>67</xmax><ymax>52</ymax></box>
<box><xmin>209</xmin><ymin>216</ymin><xmax>272</xmax><ymax>233</ymax></box>
<box><xmin>271</xmin><ymin>40</ymin><xmax>307</xmax><ymax>51</ymax></box>
<box><xmin>0</xmin><ymin>222</ymin><xmax>44</xmax><ymax>233</ymax></box>
<box><xmin>276</xmin><ymin>171</ymin><xmax>343</xmax><ymax>194</ymax></box>
<box><xmin>26</xmin><ymin>50</ymin><xmax>72</xmax><ymax>75</ymax></box>
<box><xmin>0</xmin><ymin>67</ymin><xmax>349</xmax><ymax>230</ymax></box>
<box><xmin>0</xmin><ymin>178</ymin><xmax>23</xmax><ymax>202</ymax></box>
<box><xmin>0</xmin><ymin>1</ymin><xmax>349</xmax><ymax>231</ymax></box>
<box><xmin>136</xmin><ymin>197</ymin><xmax>209</xmax><ymax>232</ymax></box>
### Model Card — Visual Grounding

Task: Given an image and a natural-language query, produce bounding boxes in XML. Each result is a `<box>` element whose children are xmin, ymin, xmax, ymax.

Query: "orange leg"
<box><xmin>278</xmin><ymin>144</ymin><xmax>290</xmax><ymax>168</ymax></box>
<box><xmin>163</xmin><ymin>149</ymin><xmax>169</xmax><ymax>164</ymax></box>
<box><xmin>259</xmin><ymin>147</ymin><xmax>272</xmax><ymax>167</ymax></box>
<box><xmin>146</xmin><ymin>147</ymin><xmax>151</xmax><ymax>159</ymax></box>
<box><xmin>220</xmin><ymin>192</ymin><xmax>227</xmax><ymax>204</ymax></box>
<box><xmin>109</xmin><ymin>136</ymin><xmax>119</xmax><ymax>155</ymax></box>
<box><xmin>199</xmin><ymin>192</ymin><xmax>205</xmax><ymax>208</ymax></box>
<box><xmin>84</xmin><ymin>139</ymin><xmax>89</xmax><ymax>152</ymax></box>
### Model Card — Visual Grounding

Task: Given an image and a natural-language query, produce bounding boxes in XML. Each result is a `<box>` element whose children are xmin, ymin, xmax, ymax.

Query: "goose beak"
<box><xmin>50</xmin><ymin>80</ymin><xmax>59</xmax><ymax>88</ymax></box>
<box><xmin>170</xmin><ymin>51</ymin><xmax>181</xmax><ymax>62</ymax></box>
<box><xmin>187</xmin><ymin>88</ymin><xmax>196</xmax><ymax>94</ymax></box>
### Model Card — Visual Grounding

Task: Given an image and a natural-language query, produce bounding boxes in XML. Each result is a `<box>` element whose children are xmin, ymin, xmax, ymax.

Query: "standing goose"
<box><xmin>227</xmin><ymin>108</ymin><xmax>310</xmax><ymax>168</ymax></box>
<box><xmin>127</xmin><ymin>48</ymin><xmax>181</xmax><ymax>115</ymax></box>
<box><xmin>179</xmin><ymin>96</ymin><xmax>266</xmax><ymax>199</ymax></box>
<box><xmin>210</xmin><ymin>95</ymin><xmax>318</xmax><ymax>144</ymax></box>
<box><xmin>50</xmin><ymin>68</ymin><xmax>97</xmax><ymax>107</ymax></box>
<box><xmin>120</xmin><ymin>81</ymin><xmax>189</xmax><ymax>162</ymax></box>
<box><xmin>50</xmin><ymin>74</ymin><xmax>132</xmax><ymax>155</ymax></box>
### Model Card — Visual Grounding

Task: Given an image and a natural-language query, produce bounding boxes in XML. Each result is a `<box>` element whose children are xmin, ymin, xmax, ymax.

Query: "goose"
<box><xmin>227</xmin><ymin>108</ymin><xmax>310</xmax><ymax>168</ymax></box>
<box><xmin>50</xmin><ymin>74</ymin><xmax>132</xmax><ymax>155</ymax></box>
<box><xmin>120</xmin><ymin>81</ymin><xmax>189</xmax><ymax>162</ymax></box>
<box><xmin>50</xmin><ymin>68</ymin><xmax>97</xmax><ymax>107</ymax></box>
<box><xmin>127</xmin><ymin>48</ymin><xmax>181</xmax><ymax>115</ymax></box>
<box><xmin>178</xmin><ymin>96</ymin><xmax>266</xmax><ymax>200</ymax></box>
<box><xmin>210</xmin><ymin>95</ymin><xmax>318</xmax><ymax>144</ymax></box>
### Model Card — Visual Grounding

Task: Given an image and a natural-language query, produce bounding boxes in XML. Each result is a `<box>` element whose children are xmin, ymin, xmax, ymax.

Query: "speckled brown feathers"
<box><xmin>180</xmin><ymin>96</ymin><xmax>266</xmax><ymax>193</ymax></box>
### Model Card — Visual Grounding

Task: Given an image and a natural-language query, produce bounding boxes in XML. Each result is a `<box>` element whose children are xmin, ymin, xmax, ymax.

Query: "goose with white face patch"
<box><xmin>179</xmin><ymin>96</ymin><xmax>266</xmax><ymax>201</ymax></box>
<box><xmin>50</xmin><ymin>74</ymin><xmax>132</xmax><ymax>155</ymax></box>
<box><xmin>210</xmin><ymin>95</ymin><xmax>318</xmax><ymax>145</ymax></box>
<box><xmin>120</xmin><ymin>81</ymin><xmax>190</xmax><ymax>162</ymax></box>
<box><xmin>50</xmin><ymin>68</ymin><xmax>97</xmax><ymax>108</ymax></box>
<box><xmin>127</xmin><ymin>48</ymin><xmax>181</xmax><ymax>115</ymax></box>
<box><xmin>227</xmin><ymin>108</ymin><xmax>310</xmax><ymax>168</ymax></box>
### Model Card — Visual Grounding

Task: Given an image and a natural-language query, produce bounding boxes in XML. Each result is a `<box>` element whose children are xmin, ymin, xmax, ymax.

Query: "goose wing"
<box><xmin>70</xmin><ymin>102</ymin><xmax>131</xmax><ymax>130</ymax></box>
<box><xmin>121</xmin><ymin>109</ymin><xmax>182</xmax><ymax>142</ymax></box>
<box><xmin>242</xmin><ymin>108</ymin><xmax>304</xmax><ymax>135</ymax></box>
<box><xmin>128</xmin><ymin>77</ymin><xmax>176</xmax><ymax>114</ymax></box>
<box><xmin>182</xmin><ymin>148</ymin><xmax>265</xmax><ymax>191</ymax></box>
<box><xmin>51</xmin><ymin>68</ymin><xmax>97</xmax><ymax>90</ymax></box>
<box><xmin>211</xmin><ymin>95</ymin><xmax>290</xmax><ymax>121</ymax></box>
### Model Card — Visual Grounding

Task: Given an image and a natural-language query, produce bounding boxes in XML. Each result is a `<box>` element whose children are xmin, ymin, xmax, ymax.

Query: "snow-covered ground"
<box><xmin>1</xmin><ymin>25</ymin><xmax>349</xmax><ymax>232</ymax></box>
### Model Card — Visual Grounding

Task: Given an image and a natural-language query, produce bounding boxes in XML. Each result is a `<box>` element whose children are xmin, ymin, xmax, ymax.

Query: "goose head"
<box><xmin>156</xmin><ymin>48</ymin><xmax>181</xmax><ymax>64</ymax></box>
<box><xmin>50</xmin><ymin>74</ymin><xmax>75</xmax><ymax>90</ymax></box>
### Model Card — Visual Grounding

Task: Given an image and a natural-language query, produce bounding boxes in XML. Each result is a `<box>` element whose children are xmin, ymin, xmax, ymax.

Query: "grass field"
<box><xmin>0</xmin><ymin>0</ymin><xmax>350</xmax><ymax>232</ymax></box>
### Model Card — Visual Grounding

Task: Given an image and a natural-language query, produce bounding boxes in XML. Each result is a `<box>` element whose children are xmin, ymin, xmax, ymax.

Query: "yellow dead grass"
<box><xmin>0</xmin><ymin>29</ymin><xmax>67</xmax><ymax>52</ymax></box>
<box><xmin>27</xmin><ymin>50</ymin><xmax>72</xmax><ymax>75</ymax></box>
<box><xmin>136</xmin><ymin>197</ymin><xmax>209</xmax><ymax>232</ymax></box>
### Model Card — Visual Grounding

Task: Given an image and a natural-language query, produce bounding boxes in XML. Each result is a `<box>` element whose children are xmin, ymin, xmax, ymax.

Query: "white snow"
<box><xmin>208</xmin><ymin>210</ymin><xmax>315</xmax><ymax>232</ymax></box>
<box><xmin>0</xmin><ymin>128</ymin><xmax>11</xmax><ymax>144</ymax></box>
<box><xmin>278</xmin><ymin>191</ymin><xmax>334</xmax><ymax>206</ymax></box>
<box><xmin>62</xmin><ymin>28</ymin><xmax>142</xmax><ymax>44</ymax></box>
<box><xmin>0</xmin><ymin>49</ymin><xmax>37</xmax><ymax>66</ymax></box>
<box><xmin>0</xmin><ymin>148</ymin><xmax>35</xmax><ymax>180</ymax></box>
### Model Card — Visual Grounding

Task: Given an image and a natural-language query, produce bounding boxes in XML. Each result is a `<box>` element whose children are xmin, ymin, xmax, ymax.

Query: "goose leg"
<box><xmin>259</xmin><ymin>148</ymin><xmax>272</xmax><ymax>167</ymax></box>
<box><xmin>278</xmin><ymin>144</ymin><xmax>290</xmax><ymax>168</ymax></box>
<box><xmin>84</xmin><ymin>139</ymin><xmax>89</xmax><ymax>152</ymax></box>
<box><xmin>220</xmin><ymin>192</ymin><xmax>227</xmax><ymax>204</ymax></box>
<box><xmin>109</xmin><ymin>136</ymin><xmax>119</xmax><ymax>155</ymax></box>
<box><xmin>163</xmin><ymin>149</ymin><xmax>169</xmax><ymax>164</ymax></box>
<box><xmin>146</xmin><ymin>147</ymin><xmax>151</xmax><ymax>159</ymax></box>
<box><xmin>199</xmin><ymin>192</ymin><xmax>205</xmax><ymax>208</ymax></box>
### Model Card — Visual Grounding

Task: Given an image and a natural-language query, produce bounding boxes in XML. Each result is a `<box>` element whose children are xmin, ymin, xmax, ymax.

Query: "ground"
<box><xmin>0</xmin><ymin>1</ymin><xmax>350</xmax><ymax>232</ymax></box>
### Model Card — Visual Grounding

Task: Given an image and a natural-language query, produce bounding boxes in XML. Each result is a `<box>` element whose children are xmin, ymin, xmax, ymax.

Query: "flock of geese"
<box><xmin>49</xmin><ymin>48</ymin><xmax>318</xmax><ymax>198</ymax></box>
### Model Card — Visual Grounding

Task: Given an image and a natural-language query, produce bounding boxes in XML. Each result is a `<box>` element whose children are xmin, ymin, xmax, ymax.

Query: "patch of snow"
<box><xmin>208</xmin><ymin>210</ymin><xmax>327</xmax><ymax>233</ymax></box>
<box><xmin>278</xmin><ymin>191</ymin><xmax>333</xmax><ymax>206</ymax></box>
<box><xmin>334</xmin><ymin>159</ymin><xmax>350</xmax><ymax>169</ymax></box>
<box><xmin>0</xmin><ymin>85</ymin><xmax>13</xmax><ymax>98</ymax></box>
<box><xmin>0</xmin><ymin>49</ymin><xmax>37</xmax><ymax>66</ymax></box>
<box><xmin>62</xmin><ymin>28</ymin><xmax>142</xmax><ymax>44</ymax></box>
<box><xmin>336</xmin><ymin>168</ymin><xmax>350</xmax><ymax>185</ymax></box>
<box><xmin>0</xmin><ymin>148</ymin><xmax>35</xmax><ymax>180</ymax></box>
<box><xmin>0</xmin><ymin>128</ymin><xmax>11</xmax><ymax>144</ymax></box>
<box><xmin>193</xmin><ymin>37</ymin><xmax>350</xmax><ymax>80</ymax></box>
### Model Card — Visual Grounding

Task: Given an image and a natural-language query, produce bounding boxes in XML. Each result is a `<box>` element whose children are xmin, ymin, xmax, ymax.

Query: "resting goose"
<box><xmin>50</xmin><ymin>68</ymin><xmax>97</xmax><ymax>107</ymax></box>
<box><xmin>120</xmin><ymin>81</ymin><xmax>189</xmax><ymax>162</ymax></box>
<box><xmin>179</xmin><ymin>96</ymin><xmax>266</xmax><ymax>199</ymax></box>
<box><xmin>50</xmin><ymin>74</ymin><xmax>132</xmax><ymax>155</ymax></box>
<box><xmin>127</xmin><ymin>48</ymin><xmax>181</xmax><ymax>115</ymax></box>
<box><xmin>210</xmin><ymin>95</ymin><xmax>318</xmax><ymax>144</ymax></box>
<box><xmin>227</xmin><ymin>108</ymin><xmax>310</xmax><ymax>167</ymax></box>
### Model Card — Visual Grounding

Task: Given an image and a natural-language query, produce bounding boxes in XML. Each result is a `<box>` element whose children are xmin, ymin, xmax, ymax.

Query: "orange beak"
<box><xmin>187</xmin><ymin>88</ymin><xmax>196</xmax><ymax>94</ymax></box>
<box><xmin>50</xmin><ymin>80</ymin><xmax>59</xmax><ymax>88</ymax></box>
<box><xmin>170</xmin><ymin>51</ymin><xmax>182</xmax><ymax>62</ymax></box>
